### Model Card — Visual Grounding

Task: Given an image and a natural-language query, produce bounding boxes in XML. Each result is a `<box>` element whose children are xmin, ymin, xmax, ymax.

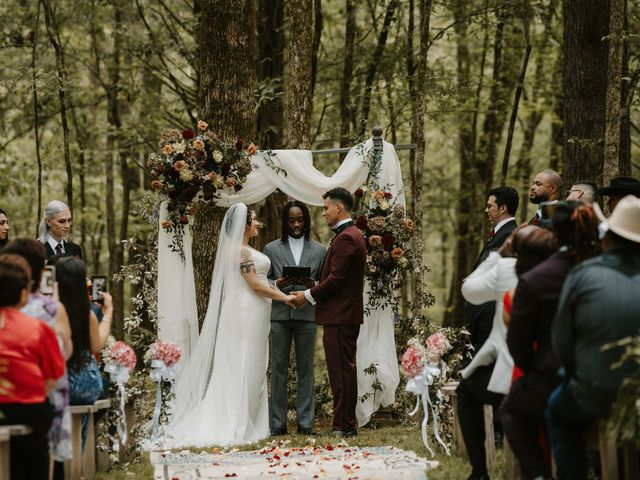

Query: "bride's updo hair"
<box><xmin>223</xmin><ymin>204</ymin><xmax>254</xmax><ymax>236</ymax></box>
<box><xmin>246</xmin><ymin>209</ymin><xmax>254</xmax><ymax>226</ymax></box>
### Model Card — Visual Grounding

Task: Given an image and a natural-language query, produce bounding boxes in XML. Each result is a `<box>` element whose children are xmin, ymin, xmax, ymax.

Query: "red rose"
<box><xmin>179</xmin><ymin>215</ymin><xmax>189</xmax><ymax>225</ymax></box>
<box><xmin>355</xmin><ymin>216</ymin><xmax>368</xmax><ymax>229</ymax></box>
<box><xmin>384</xmin><ymin>191</ymin><xmax>393</xmax><ymax>199</ymax></box>
<box><xmin>182</xmin><ymin>129</ymin><xmax>196</xmax><ymax>140</ymax></box>
<box><xmin>235</xmin><ymin>139</ymin><xmax>244</xmax><ymax>151</ymax></box>
<box><xmin>234</xmin><ymin>183</ymin><xmax>243</xmax><ymax>192</ymax></box>
<box><xmin>221</xmin><ymin>164</ymin><xmax>231</xmax><ymax>175</ymax></box>
<box><xmin>355</xmin><ymin>188</ymin><xmax>364</xmax><ymax>198</ymax></box>
<box><xmin>382</xmin><ymin>234</ymin><xmax>395</xmax><ymax>249</ymax></box>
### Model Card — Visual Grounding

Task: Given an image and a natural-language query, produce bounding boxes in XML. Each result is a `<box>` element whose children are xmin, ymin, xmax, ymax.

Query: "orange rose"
<box><xmin>193</xmin><ymin>139</ymin><xmax>205</xmax><ymax>151</ymax></box>
<box><xmin>173</xmin><ymin>160</ymin><xmax>187</xmax><ymax>171</ymax></box>
<box><xmin>369</xmin><ymin>235</ymin><xmax>383</xmax><ymax>247</ymax></box>
<box><xmin>246</xmin><ymin>143</ymin><xmax>257</xmax><ymax>156</ymax></box>
<box><xmin>225</xmin><ymin>177</ymin><xmax>237</xmax><ymax>188</ymax></box>
<box><xmin>208</xmin><ymin>172</ymin><xmax>218</xmax><ymax>182</ymax></box>
<box><xmin>197</xmin><ymin>120</ymin><xmax>208</xmax><ymax>131</ymax></box>
<box><xmin>162</xmin><ymin>144</ymin><xmax>174</xmax><ymax>155</ymax></box>
<box><xmin>161</xmin><ymin>219</ymin><xmax>173</xmax><ymax>229</ymax></box>
<box><xmin>373</xmin><ymin>190</ymin><xmax>385</xmax><ymax>201</ymax></box>
<box><xmin>404</xmin><ymin>219</ymin><xmax>414</xmax><ymax>230</ymax></box>
<box><xmin>391</xmin><ymin>247</ymin><xmax>405</xmax><ymax>259</ymax></box>
<box><xmin>150</xmin><ymin>180</ymin><xmax>163</xmax><ymax>191</ymax></box>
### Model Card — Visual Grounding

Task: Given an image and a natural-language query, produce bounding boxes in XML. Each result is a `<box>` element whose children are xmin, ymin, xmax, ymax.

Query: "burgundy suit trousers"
<box><xmin>322</xmin><ymin>324</ymin><xmax>360</xmax><ymax>431</ymax></box>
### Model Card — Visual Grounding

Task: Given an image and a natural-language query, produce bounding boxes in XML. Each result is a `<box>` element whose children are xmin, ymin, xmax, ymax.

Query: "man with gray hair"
<box><xmin>565</xmin><ymin>180</ymin><xmax>597</xmax><ymax>204</ymax></box>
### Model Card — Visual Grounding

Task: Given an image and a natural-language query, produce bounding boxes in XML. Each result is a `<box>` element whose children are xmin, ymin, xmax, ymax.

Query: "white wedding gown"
<box><xmin>166</xmin><ymin>247</ymin><xmax>272</xmax><ymax>447</ymax></box>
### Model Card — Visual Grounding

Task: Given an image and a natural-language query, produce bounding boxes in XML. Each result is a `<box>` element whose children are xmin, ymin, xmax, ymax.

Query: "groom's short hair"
<box><xmin>323</xmin><ymin>188</ymin><xmax>354</xmax><ymax>211</ymax></box>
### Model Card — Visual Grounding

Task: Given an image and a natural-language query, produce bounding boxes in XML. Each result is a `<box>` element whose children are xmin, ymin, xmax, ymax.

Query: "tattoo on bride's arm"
<box><xmin>240</xmin><ymin>249</ymin><xmax>255</xmax><ymax>274</ymax></box>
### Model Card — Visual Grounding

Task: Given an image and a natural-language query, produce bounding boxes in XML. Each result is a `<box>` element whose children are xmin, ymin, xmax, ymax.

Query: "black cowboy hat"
<box><xmin>597</xmin><ymin>176</ymin><xmax>640</xmax><ymax>197</ymax></box>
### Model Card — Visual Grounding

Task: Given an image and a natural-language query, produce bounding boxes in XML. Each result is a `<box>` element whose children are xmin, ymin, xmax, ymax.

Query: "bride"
<box><xmin>166</xmin><ymin>203</ymin><xmax>295</xmax><ymax>446</ymax></box>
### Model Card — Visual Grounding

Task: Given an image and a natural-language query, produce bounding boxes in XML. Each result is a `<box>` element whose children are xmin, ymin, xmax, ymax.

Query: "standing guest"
<box><xmin>3</xmin><ymin>238</ymin><xmax>74</xmax><ymax>470</ymax></box>
<box><xmin>501</xmin><ymin>203</ymin><xmax>600</xmax><ymax>480</ymax></box>
<box><xmin>457</xmin><ymin>186</ymin><xmax>518</xmax><ymax>480</ymax></box>
<box><xmin>54</xmin><ymin>257</ymin><xmax>111</xmax><ymax>405</ymax></box>
<box><xmin>0</xmin><ymin>208</ymin><xmax>9</xmax><ymax>249</ymax></box>
<box><xmin>596</xmin><ymin>176</ymin><xmax>640</xmax><ymax>212</ymax></box>
<box><xmin>0</xmin><ymin>253</ymin><xmax>65</xmax><ymax>480</ymax></box>
<box><xmin>38</xmin><ymin>200</ymin><xmax>83</xmax><ymax>259</ymax></box>
<box><xmin>565</xmin><ymin>180</ymin><xmax>598</xmax><ymax>204</ymax></box>
<box><xmin>264</xmin><ymin>201</ymin><xmax>325</xmax><ymax>436</ymax></box>
<box><xmin>291</xmin><ymin>188</ymin><xmax>367</xmax><ymax>437</ymax></box>
<box><xmin>548</xmin><ymin>195</ymin><xmax>640</xmax><ymax>479</ymax></box>
<box><xmin>529</xmin><ymin>170</ymin><xmax>562</xmax><ymax>225</ymax></box>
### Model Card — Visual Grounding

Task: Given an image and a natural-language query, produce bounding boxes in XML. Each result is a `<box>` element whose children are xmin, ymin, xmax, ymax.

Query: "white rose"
<box><xmin>173</xmin><ymin>142</ymin><xmax>186</xmax><ymax>154</ymax></box>
<box><xmin>214</xmin><ymin>178</ymin><xmax>225</xmax><ymax>188</ymax></box>
<box><xmin>213</xmin><ymin>150</ymin><xmax>223</xmax><ymax>163</ymax></box>
<box><xmin>179</xmin><ymin>169</ymin><xmax>194</xmax><ymax>182</ymax></box>
<box><xmin>379</xmin><ymin>200</ymin><xmax>389</xmax><ymax>210</ymax></box>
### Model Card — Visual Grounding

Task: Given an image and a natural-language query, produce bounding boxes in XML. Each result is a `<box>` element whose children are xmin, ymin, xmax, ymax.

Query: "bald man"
<box><xmin>529</xmin><ymin>170</ymin><xmax>562</xmax><ymax>225</ymax></box>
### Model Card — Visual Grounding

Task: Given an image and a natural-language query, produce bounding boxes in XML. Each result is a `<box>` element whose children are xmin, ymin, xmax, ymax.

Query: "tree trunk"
<box><xmin>407</xmin><ymin>0</ymin><xmax>433</xmax><ymax>319</ymax></box>
<box><xmin>339</xmin><ymin>0</ymin><xmax>357</xmax><ymax>148</ymax></box>
<box><xmin>444</xmin><ymin>0</ymin><xmax>474</xmax><ymax>328</ymax></box>
<box><xmin>193</xmin><ymin>0</ymin><xmax>257</xmax><ymax>325</ymax></box>
<box><xmin>287</xmin><ymin>0</ymin><xmax>313</xmax><ymax>149</ymax></box>
<box><xmin>549</xmin><ymin>53</ymin><xmax>564</xmax><ymax>172</ymax></box>
<box><xmin>43</xmin><ymin>0</ymin><xmax>73</xmax><ymax>216</ymax></box>
<box><xmin>562</xmin><ymin>0</ymin><xmax>610</xmax><ymax>187</ymax></box>
<box><xmin>602</xmin><ymin>0</ymin><xmax>625</xmax><ymax>187</ymax></box>
<box><xmin>357</xmin><ymin>0</ymin><xmax>398</xmax><ymax>138</ymax></box>
<box><xmin>311</xmin><ymin>0</ymin><xmax>323</xmax><ymax>96</ymax></box>
<box><xmin>32</xmin><ymin>0</ymin><xmax>43</xmax><ymax>237</ymax></box>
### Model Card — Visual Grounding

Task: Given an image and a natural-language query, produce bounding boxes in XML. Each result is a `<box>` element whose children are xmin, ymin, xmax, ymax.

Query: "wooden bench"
<box><xmin>584</xmin><ymin>421</ymin><xmax>639</xmax><ymax>480</ymax></box>
<box><xmin>441</xmin><ymin>381</ymin><xmax>520</xmax><ymax>477</ymax></box>
<box><xmin>0</xmin><ymin>425</ymin><xmax>31</xmax><ymax>480</ymax></box>
<box><xmin>65</xmin><ymin>399</ymin><xmax>111</xmax><ymax>480</ymax></box>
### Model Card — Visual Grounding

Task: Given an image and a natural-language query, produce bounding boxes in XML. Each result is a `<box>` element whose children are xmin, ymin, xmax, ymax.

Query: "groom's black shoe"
<box><xmin>332</xmin><ymin>427</ymin><xmax>357</xmax><ymax>437</ymax></box>
<box><xmin>270</xmin><ymin>428</ymin><xmax>287</xmax><ymax>436</ymax></box>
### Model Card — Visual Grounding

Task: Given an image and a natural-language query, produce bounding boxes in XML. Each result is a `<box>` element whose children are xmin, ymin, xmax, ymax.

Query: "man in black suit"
<box><xmin>528</xmin><ymin>170</ymin><xmax>561</xmax><ymax>225</ymax></box>
<box><xmin>457</xmin><ymin>186</ymin><xmax>519</xmax><ymax>480</ymax></box>
<box><xmin>39</xmin><ymin>201</ymin><xmax>83</xmax><ymax>260</ymax></box>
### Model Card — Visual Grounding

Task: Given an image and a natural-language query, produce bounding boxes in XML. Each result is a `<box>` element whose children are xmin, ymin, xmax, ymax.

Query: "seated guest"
<box><xmin>54</xmin><ymin>257</ymin><xmax>111</xmax><ymax>405</ymax></box>
<box><xmin>501</xmin><ymin>203</ymin><xmax>600</xmax><ymax>480</ymax></box>
<box><xmin>596</xmin><ymin>176</ymin><xmax>640</xmax><ymax>212</ymax></box>
<box><xmin>4</xmin><ymin>238</ymin><xmax>74</xmax><ymax>467</ymax></box>
<box><xmin>0</xmin><ymin>208</ymin><xmax>9</xmax><ymax>249</ymax></box>
<box><xmin>565</xmin><ymin>181</ymin><xmax>597</xmax><ymax>204</ymax></box>
<box><xmin>0</xmin><ymin>253</ymin><xmax>65</xmax><ymax>480</ymax></box>
<box><xmin>548</xmin><ymin>195</ymin><xmax>640</xmax><ymax>479</ymax></box>
<box><xmin>38</xmin><ymin>200</ymin><xmax>83</xmax><ymax>260</ymax></box>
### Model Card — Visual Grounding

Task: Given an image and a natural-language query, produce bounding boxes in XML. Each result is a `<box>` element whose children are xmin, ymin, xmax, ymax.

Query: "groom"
<box><xmin>292</xmin><ymin>187</ymin><xmax>367</xmax><ymax>436</ymax></box>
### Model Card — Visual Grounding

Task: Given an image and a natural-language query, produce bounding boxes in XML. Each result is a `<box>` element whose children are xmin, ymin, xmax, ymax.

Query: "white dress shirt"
<box><xmin>47</xmin><ymin>237</ymin><xmax>65</xmax><ymax>254</ymax></box>
<box><xmin>493</xmin><ymin>217</ymin><xmax>515</xmax><ymax>234</ymax></box>
<box><xmin>288</xmin><ymin>236</ymin><xmax>304</xmax><ymax>265</ymax></box>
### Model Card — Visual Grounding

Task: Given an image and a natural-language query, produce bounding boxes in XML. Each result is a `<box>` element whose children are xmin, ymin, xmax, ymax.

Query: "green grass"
<box><xmin>95</xmin><ymin>424</ymin><xmax>508</xmax><ymax>479</ymax></box>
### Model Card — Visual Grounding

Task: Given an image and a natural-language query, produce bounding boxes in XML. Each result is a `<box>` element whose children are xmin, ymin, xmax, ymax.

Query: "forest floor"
<box><xmin>95</xmin><ymin>424</ymin><xmax>508</xmax><ymax>479</ymax></box>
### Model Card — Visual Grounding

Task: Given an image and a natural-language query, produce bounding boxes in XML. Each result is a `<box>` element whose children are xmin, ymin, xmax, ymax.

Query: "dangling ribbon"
<box><xmin>405</xmin><ymin>363</ymin><xmax>451</xmax><ymax>457</ymax></box>
<box><xmin>149</xmin><ymin>359</ymin><xmax>179</xmax><ymax>437</ymax></box>
<box><xmin>104</xmin><ymin>364</ymin><xmax>131</xmax><ymax>444</ymax></box>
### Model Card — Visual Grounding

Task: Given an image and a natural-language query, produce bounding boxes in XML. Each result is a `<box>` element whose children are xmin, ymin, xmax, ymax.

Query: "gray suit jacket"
<box><xmin>264</xmin><ymin>238</ymin><xmax>326</xmax><ymax>322</ymax></box>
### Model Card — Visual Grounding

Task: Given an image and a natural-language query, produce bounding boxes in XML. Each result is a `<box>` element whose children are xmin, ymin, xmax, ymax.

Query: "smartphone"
<box><xmin>91</xmin><ymin>275</ymin><xmax>108</xmax><ymax>302</ymax></box>
<box><xmin>40</xmin><ymin>266</ymin><xmax>55</xmax><ymax>296</ymax></box>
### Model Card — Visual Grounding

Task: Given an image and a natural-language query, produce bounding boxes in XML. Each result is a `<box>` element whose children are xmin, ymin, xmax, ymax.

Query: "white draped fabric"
<box><xmin>157</xmin><ymin>138</ymin><xmax>402</xmax><ymax>420</ymax></box>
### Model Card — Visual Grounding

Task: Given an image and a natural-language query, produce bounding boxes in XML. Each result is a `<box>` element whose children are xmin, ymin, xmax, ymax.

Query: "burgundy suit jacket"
<box><xmin>311</xmin><ymin>224</ymin><xmax>367</xmax><ymax>326</ymax></box>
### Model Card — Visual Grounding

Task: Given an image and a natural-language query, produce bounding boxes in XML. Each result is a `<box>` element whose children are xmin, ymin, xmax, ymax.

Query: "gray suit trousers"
<box><xmin>269</xmin><ymin>320</ymin><xmax>316</xmax><ymax>430</ymax></box>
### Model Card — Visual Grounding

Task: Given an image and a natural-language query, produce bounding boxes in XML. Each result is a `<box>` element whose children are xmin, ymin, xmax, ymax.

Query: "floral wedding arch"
<box><xmin>156</xmin><ymin>131</ymin><xmax>405</xmax><ymax>426</ymax></box>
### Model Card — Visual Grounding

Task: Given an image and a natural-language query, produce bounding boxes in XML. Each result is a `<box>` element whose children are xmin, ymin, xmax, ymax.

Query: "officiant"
<box><xmin>264</xmin><ymin>201</ymin><xmax>325</xmax><ymax>436</ymax></box>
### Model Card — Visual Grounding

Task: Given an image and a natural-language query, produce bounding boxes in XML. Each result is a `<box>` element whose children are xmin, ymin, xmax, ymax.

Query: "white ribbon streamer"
<box><xmin>405</xmin><ymin>364</ymin><xmax>451</xmax><ymax>457</ymax></box>
<box><xmin>105</xmin><ymin>364</ymin><xmax>131</xmax><ymax>445</ymax></box>
<box><xmin>150</xmin><ymin>360</ymin><xmax>179</xmax><ymax>437</ymax></box>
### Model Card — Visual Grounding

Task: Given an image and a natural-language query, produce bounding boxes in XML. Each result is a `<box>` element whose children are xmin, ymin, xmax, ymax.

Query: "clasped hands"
<box><xmin>284</xmin><ymin>291</ymin><xmax>308</xmax><ymax>309</ymax></box>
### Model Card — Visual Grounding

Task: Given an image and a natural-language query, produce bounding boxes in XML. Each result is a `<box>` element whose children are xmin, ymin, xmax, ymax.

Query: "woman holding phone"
<box><xmin>3</xmin><ymin>238</ymin><xmax>74</xmax><ymax>469</ymax></box>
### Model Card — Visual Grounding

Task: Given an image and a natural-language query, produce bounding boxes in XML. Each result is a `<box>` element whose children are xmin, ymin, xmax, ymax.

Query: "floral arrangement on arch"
<box><xmin>353</xmin><ymin>185</ymin><xmax>416</xmax><ymax>311</ymax></box>
<box><xmin>148</xmin><ymin>120</ymin><xmax>255</xmax><ymax>257</ymax></box>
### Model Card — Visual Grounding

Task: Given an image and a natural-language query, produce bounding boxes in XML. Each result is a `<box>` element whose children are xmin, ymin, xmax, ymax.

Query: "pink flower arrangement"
<box><xmin>425</xmin><ymin>332</ymin><xmax>451</xmax><ymax>362</ymax></box>
<box><xmin>109</xmin><ymin>341</ymin><xmax>137</xmax><ymax>370</ymax></box>
<box><xmin>401</xmin><ymin>344</ymin><xmax>425</xmax><ymax>378</ymax></box>
<box><xmin>148</xmin><ymin>341</ymin><xmax>182</xmax><ymax>367</ymax></box>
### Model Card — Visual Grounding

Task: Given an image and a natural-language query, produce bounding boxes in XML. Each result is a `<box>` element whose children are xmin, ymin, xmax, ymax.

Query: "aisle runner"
<box><xmin>151</xmin><ymin>444</ymin><xmax>437</xmax><ymax>479</ymax></box>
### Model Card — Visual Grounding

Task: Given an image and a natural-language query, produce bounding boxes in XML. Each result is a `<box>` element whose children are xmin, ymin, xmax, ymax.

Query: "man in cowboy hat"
<box><xmin>547</xmin><ymin>195</ymin><xmax>640</xmax><ymax>479</ymax></box>
<box><xmin>596</xmin><ymin>176</ymin><xmax>640</xmax><ymax>212</ymax></box>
